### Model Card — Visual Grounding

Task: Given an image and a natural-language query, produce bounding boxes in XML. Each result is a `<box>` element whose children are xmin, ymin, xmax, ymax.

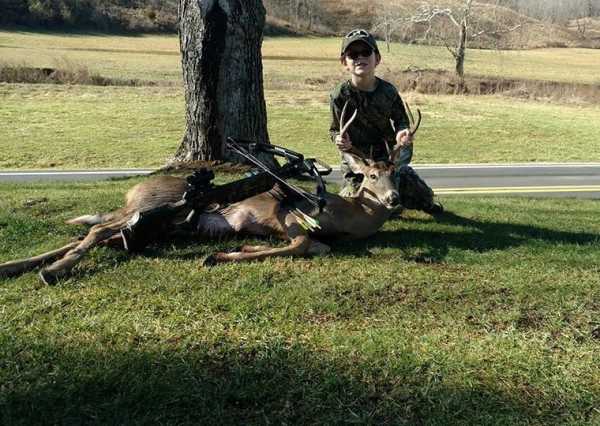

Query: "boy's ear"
<box><xmin>340</xmin><ymin>54</ymin><xmax>347</xmax><ymax>66</ymax></box>
<box><xmin>375</xmin><ymin>52</ymin><xmax>381</xmax><ymax>65</ymax></box>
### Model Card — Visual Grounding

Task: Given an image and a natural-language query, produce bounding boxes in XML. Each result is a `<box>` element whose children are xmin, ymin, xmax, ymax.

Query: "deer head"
<box><xmin>338</xmin><ymin>101</ymin><xmax>401</xmax><ymax>210</ymax></box>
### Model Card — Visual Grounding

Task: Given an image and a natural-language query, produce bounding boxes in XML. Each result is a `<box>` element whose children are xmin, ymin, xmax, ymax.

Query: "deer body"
<box><xmin>0</xmin><ymin>162</ymin><xmax>398</xmax><ymax>284</ymax></box>
<box><xmin>0</xmin><ymin>100</ymin><xmax>421</xmax><ymax>283</ymax></box>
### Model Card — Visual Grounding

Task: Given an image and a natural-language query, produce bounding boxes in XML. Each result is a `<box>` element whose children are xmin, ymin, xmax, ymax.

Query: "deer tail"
<box><xmin>66</xmin><ymin>211</ymin><xmax>121</xmax><ymax>226</ymax></box>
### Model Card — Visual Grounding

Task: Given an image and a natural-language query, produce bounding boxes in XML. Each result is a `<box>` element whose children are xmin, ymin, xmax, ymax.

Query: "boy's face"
<box><xmin>341</xmin><ymin>41</ymin><xmax>380</xmax><ymax>78</ymax></box>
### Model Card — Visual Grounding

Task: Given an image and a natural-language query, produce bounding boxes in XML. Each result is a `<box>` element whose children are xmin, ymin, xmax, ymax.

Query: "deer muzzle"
<box><xmin>383</xmin><ymin>190</ymin><xmax>401</xmax><ymax>209</ymax></box>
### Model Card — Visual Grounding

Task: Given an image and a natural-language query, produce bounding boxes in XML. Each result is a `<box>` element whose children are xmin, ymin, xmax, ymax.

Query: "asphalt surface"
<box><xmin>413</xmin><ymin>163</ymin><xmax>600</xmax><ymax>198</ymax></box>
<box><xmin>2</xmin><ymin>163</ymin><xmax>600</xmax><ymax>198</ymax></box>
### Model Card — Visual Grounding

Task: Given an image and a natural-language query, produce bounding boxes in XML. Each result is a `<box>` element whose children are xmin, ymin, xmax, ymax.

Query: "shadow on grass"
<box><xmin>331</xmin><ymin>211</ymin><xmax>600</xmax><ymax>264</ymax></box>
<box><xmin>0</xmin><ymin>337</ymin><xmax>565</xmax><ymax>425</ymax></box>
<box><xmin>5</xmin><ymin>26</ymin><xmax>157</xmax><ymax>38</ymax></box>
<box><xmin>4</xmin><ymin>209</ymin><xmax>599</xmax><ymax>284</ymax></box>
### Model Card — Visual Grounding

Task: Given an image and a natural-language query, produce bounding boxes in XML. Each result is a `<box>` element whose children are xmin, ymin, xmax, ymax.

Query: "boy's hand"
<box><xmin>335</xmin><ymin>133</ymin><xmax>353</xmax><ymax>151</ymax></box>
<box><xmin>396</xmin><ymin>129</ymin><xmax>414</xmax><ymax>147</ymax></box>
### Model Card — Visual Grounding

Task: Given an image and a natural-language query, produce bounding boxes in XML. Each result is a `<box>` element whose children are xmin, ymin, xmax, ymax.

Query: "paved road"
<box><xmin>2</xmin><ymin>163</ymin><xmax>600</xmax><ymax>198</ymax></box>
<box><xmin>414</xmin><ymin>163</ymin><xmax>600</xmax><ymax>198</ymax></box>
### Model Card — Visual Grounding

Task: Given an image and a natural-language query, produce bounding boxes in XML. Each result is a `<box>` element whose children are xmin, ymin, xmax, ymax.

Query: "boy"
<box><xmin>329</xmin><ymin>29</ymin><xmax>442</xmax><ymax>215</ymax></box>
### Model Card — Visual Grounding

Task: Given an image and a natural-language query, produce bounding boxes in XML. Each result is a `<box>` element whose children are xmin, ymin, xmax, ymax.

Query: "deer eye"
<box><xmin>369</xmin><ymin>173</ymin><xmax>377</xmax><ymax>180</ymax></box>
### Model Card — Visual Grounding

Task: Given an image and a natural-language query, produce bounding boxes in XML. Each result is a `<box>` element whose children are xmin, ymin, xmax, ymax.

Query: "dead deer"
<box><xmin>0</xmin><ymin>102</ymin><xmax>420</xmax><ymax>284</ymax></box>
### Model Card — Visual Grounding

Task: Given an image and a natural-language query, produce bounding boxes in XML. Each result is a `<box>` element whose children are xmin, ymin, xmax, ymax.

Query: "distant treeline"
<box><xmin>4</xmin><ymin>0</ymin><xmax>599</xmax><ymax>35</ymax></box>
<box><xmin>0</xmin><ymin>0</ymin><xmax>178</xmax><ymax>32</ymax></box>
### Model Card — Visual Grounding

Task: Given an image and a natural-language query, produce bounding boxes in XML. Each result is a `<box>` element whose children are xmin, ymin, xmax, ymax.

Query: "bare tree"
<box><xmin>174</xmin><ymin>0</ymin><xmax>271</xmax><ymax>164</ymax></box>
<box><xmin>415</xmin><ymin>1</ymin><xmax>525</xmax><ymax>80</ymax></box>
<box><xmin>374</xmin><ymin>1</ymin><xmax>523</xmax><ymax>84</ymax></box>
<box><xmin>372</xmin><ymin>2</ymin><xmax>404</xmax><ymax>52</ymax></box>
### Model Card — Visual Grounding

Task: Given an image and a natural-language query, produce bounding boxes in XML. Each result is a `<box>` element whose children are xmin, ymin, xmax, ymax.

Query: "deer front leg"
<box><xmin>203</xmin><ymin>217</ymin><xmax>313</xmax><ymax>266</ymax></box>
<box><xmin>211</xmin><ymin>239</ymin><xmax>330</xmax><ymax>264</ymax></box>
<box><xmin>204</xmin><ymin>234</ymin><xmax>312</xmax><ymax>266</ymax></box>
<box><xmin>235</xmin><ymin>244</ymin><xmax>278</xmax><ymax>253</ymax></box>
<box><xmin>236</xmin><ymin>241</ymin><xmax>330</xmax><ymax>255</ymax></box>
<box><xmin>38</xmin><ymin>222</ymin><xmax>124</xmax><ymax>285</ymax></box>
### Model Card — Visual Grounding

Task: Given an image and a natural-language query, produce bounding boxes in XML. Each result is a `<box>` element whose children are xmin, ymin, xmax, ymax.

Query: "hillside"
<box><xmin>0</xmin><ymin>0</ymin><xmax>598</xmax><ymax>49</ymax></box>
<box><xmin>264</xmin><ymin>0</ymin><xmax>600</xmax><ymax>49</ymax></box>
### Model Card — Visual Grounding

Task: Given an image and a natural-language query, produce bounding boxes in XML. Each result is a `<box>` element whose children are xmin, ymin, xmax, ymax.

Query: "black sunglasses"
<box><xmin>345</xmin><ymin>48</ymin><xmax>373</xmax><ymax>60</ymax></box>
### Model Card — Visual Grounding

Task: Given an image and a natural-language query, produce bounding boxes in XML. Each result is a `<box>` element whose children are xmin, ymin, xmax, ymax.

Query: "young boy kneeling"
<box><xmin>329</xmin><ymin>29</ymin><xmax>443</xmax><ymax>215</ymax></box>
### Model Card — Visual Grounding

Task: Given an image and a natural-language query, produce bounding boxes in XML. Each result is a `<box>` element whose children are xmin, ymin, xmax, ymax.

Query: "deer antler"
<box><xmin>337</xmin><ymin>100</ymin><xmax>369</xmax><ymax>160</ymax></box>
<box><xmin>405</xmin><ymin>101</ymin><xmax>422</xmax><ymax>136</ymax></box>
<box><xmin>390</xmin><ymin>100</ymin><xmax>422</xmax><ymax>162</ymax></box>
<box><xmin>339</xmin><ymin>100</ymin><xmax>358</xmax><ymax>137</ymax></box>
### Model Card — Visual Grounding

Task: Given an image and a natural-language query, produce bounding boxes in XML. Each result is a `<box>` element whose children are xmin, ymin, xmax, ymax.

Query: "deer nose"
<box><xmin>386</xmin><ymin>191</ymin><xmax>400</xmax><ymax>207</ymax></box>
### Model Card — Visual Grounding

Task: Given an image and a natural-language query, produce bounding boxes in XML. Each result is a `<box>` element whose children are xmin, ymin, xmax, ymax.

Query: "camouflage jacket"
<box><xmin>329</xmin><ymin>78</ymin><xmax>412</xmax><ymax>164</ymax></box>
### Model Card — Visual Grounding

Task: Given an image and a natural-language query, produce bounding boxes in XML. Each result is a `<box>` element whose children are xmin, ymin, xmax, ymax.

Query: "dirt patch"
<box><xmin>516</xmin><ymin>307</ymin><xmax>545</xmax><ymax>331</ymax></box>
<box><xmin>0</xmin><ymin>65</ymin><xmax>169</xmax><ymax>87</ymax></box>
<box><xmin>153</xmin><ymin>160</ymin><xmax>252</xmax><ymax>176</ymax></box>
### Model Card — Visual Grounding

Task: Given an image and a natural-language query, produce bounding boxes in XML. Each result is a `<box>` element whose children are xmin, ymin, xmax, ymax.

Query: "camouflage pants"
<box><xmin>339</xmin><ymin>165</ymin><xmax>435</xmax><ymax>212</ymax></box>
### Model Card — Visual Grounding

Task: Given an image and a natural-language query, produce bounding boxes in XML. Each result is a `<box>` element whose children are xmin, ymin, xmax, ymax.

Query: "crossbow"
<box><xmin>120</xmin><ymin>138</ymin><xmax>332</xmax><ymax>252</ymax></box>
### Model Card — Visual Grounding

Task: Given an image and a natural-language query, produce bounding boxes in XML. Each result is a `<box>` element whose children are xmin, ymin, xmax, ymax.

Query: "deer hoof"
<box><xmin>39</xmin><ymin>269</ymin><xmax>59</xmax><ymax>285</ymax></box>
<box><xmin>202</xmin><ymin>254</ymin><xmax>219</xmax><ymax>267</ymax></box>
<box><xmin>423</xmin><ymin>202</ymin><xmax>444</xmax><ymax>216</ymax></box>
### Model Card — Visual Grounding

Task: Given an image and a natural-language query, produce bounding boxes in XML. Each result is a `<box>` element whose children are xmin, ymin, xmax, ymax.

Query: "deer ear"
<box><xmin>342</xmin><ymin>152</ymin><xmax>369</xmax><ymax>175</ymax></box>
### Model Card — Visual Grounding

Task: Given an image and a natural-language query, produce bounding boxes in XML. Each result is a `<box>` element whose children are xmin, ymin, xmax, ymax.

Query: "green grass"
<box><xmin>1</xmin><ymin>180</ymin><xmax>600</xmax><ymax>424</ymax></box>
<box><xmin>2</xmin><ymin>30</ymin><xmax>600</xmax><ymax>169</ymax></box>
<box><xmin>2</xmin><ymin>31</ymin><xmax>600</xmax><ymax>85</ymax></box>
<box><xmin>2</xmin><ymin>84</ymin><xmax>600</xmax><ymax>169</ymax></box>
<box><xmin>0</xmin><ymin>85</ymin><xmax>183</xmax><ymax>169</ymax></box>
<box><xmin>2</xmin><ymin>28</ymin><xmax>600</xmax><ymax>425</ymax></box>
<box><xmin>0</xmin><ymin>30</ymin><xmax>181</xmax><ymax>81</ymax></box>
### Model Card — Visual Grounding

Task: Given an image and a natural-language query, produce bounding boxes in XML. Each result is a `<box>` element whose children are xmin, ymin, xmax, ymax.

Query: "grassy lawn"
<box><xmin>2</xmin><ymin>31</ymin><xmax>600</xmax><ymax>85</ymax></box>
<box><xmin>1</xmin><ymin>180</ymin><xmax>599</xmax><ymax>424</ymax></box>
<box><xmin>2</xmin><ymin>30</ymin><xmax>600</xmax><ymax>169</ymax></box>
<box><xmin>0</xmin><ymin>30</ymin><xmax>181</xmax><ymax>81</ymax></box>
<box><xmin>2</xmin><ymin>30</ymin><xmax>599</xmax><ymax>423</ymax></box>
<box><xmin>2</xmin><ymin>84</ymin><xmax>600</xmax><ymax>169</ymax></box>
<box><xmin>1</xmin><ymin>30</ymin><xmax>600</xmax><ymax>170</ymax></box>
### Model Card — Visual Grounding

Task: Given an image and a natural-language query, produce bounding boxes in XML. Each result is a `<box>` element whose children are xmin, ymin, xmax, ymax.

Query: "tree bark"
<box><xmin>454</xmin><ymin>0</ymin><xmax>472</xmax><ymax>90</ymax></box>
<box><xmin>455</xmin><ymin>19</ymin><xmax>467</xmax><ymax>80</ymax></box>
<box><xmin>174</xmin><ymin>0</ymin><xmax>270</xmax><ymax>163</ymax></box>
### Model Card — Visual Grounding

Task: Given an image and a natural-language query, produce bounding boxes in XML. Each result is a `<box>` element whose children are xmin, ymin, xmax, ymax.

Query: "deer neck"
<box><xmin>353</xmin><ymin>187</ymin><xmax>390</xmax><ymax>217</ymax></box>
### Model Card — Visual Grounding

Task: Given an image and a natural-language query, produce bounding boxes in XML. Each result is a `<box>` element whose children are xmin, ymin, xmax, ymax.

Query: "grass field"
<box><xmin>2</xmin><ymin>31</ymin><xmax>600</xmax><ymax>85</ymax></box>
<box><xmin>2</xmin><ymin>84</ymin><xmax>600</xmax><ymax>169</ymax></box>
<box><xmin>2</xmin><ymin>30</ymin><xmax>600</xmax><ymax>169</ymax></box>
<box><xmin>1</xmin><ymin>180</ymin><xmax>599</xmax><ymax>424</ymax></box>
<box><xmin>1</xmin><ymin>29</ymin><xmax>600</xmax><ymax>424</ymax></box>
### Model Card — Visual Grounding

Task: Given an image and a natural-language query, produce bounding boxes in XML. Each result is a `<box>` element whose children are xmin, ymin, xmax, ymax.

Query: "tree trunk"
<box><xmin>455</xmin><ymin>1</ymin><xmax>471</xmax><ymax>92</ymax></box>
<box><xmin>455</xmin><ymin>19</ymin><xmax>466</xmax><ymax>80</ymax></box>
<box><xmin>174</xmin><ymin>0</ymin><xmax>270</xmax><ymax>164</ymax></box>
<box><xmin>385</xmin><ymin>20</ymin><xmax>391</xmax><ymax>52</ymax></box>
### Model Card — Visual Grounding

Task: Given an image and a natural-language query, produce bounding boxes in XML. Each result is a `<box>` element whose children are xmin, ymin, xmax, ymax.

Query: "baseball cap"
<box><xmin>340</xmin><ymin>29</ymin><xmax>379</xmax><ymax>56</ymax></box>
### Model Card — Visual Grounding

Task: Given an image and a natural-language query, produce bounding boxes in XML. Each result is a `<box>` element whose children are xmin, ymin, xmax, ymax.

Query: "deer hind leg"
<box><xmin>0</xmin><ymin>241</ymin><xmax>80</xmax><ymax>278</ymax></box>
<box><xmin>38</xmin><ymin>218</ymin><xmax>129</xmax><ymax>284</ymax></box>
<box><xmin>99</xmin><ymin>233</ymin><xmax>127</xmax><ymax>250</ymax></box>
